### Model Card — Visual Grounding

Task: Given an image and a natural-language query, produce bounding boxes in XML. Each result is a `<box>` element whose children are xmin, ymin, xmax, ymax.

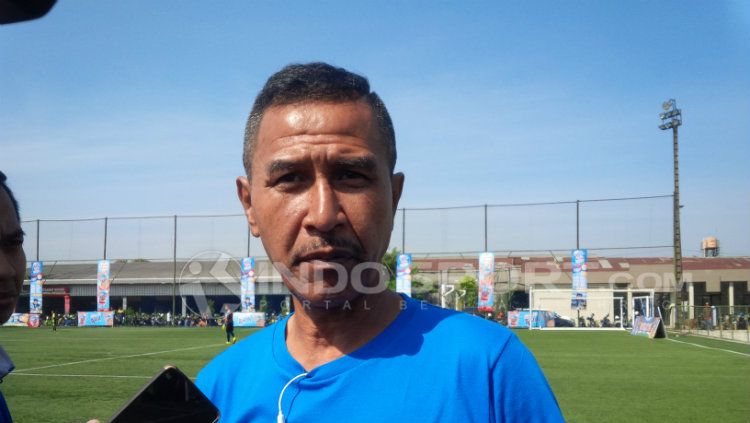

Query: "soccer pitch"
<box><xmin>1</xmin><ymin>327</ymin><xmax>748</xmax><ymax>423</ymax></box>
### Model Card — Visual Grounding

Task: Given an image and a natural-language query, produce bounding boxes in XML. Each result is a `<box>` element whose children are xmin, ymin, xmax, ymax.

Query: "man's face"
<box><xmin>0</xmin><ymin>189</ymin><xmax>26</xmax><ymax>323</ymax></box>
<box><xmin>237</xmin><ymin>100</ymin><xmax>404</xmax><ymax>307</ymax></box>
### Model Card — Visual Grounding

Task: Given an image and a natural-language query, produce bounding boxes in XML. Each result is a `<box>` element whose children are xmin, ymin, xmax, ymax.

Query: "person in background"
<box><xmin>223</xmin><ymin>306</ymin><xmax>236</xmax><ymax>345</ymax></box>
<box><xmin>703</xmin><ymin>301</ymin><xmax>712</xmax><ymax>331</ymax></box>
<box><xmin>0</xmin><ymin>171</ymin><xmax>27</xmax><ymax>423</ymax></box>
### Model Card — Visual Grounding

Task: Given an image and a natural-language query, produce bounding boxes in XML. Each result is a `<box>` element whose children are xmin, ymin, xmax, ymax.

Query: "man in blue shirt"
<box><xmin>197</xmin><ymin>63</ymin><xmax>564</xmax><ymax>422</ymax></box>
<box><xmin>0</xmin><ymin>171</ymin><xmax>26</xmax><ymax>423</ymax></box>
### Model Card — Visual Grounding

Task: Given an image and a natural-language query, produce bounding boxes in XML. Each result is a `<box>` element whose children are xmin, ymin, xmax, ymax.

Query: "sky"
<box><xmin>1</xmin><ymin>1</ymin><xmax>748</xmax><ymax>261</ymax></box>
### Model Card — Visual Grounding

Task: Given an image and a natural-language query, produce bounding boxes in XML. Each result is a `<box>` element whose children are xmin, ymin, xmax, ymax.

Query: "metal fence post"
<box><xmin>576</xmin><ymin>200</ymin><xmax>581</xmax><ymax>250</ymax></box>
<box><xmin>103</xmin><ymin>217</ymin><xmax>108</xmax><ymax>260</ymax></box>
<box><xmin>247</xmin><ymin>226</ymin><xmax>251</xmax><ymax>258</ymax></box>
<box><xmin>483</xmin><ymin>204</ymin><xmax>488</xmax><ymax>252</ymax></box>
<box><xmin>35</xmin><ymin>219</ymin><xmax>40</xmax><ymax>261</ymax></box>
<box><xmin>401</xmin><ymin>208</ymin><xmax>406</xmax><ymax>253</ymax></box>
<box><xmin>172</xmin><ymin>215</ymin><xmax>177</xmax><ymax>324</ymax></box>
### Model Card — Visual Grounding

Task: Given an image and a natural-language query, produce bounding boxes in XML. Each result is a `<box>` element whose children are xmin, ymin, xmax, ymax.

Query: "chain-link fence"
<box><xmin>21</xmin><ymin>194</ymin><xmax>673</xmax><ymax>263</ymax></box>
<box><xmin>675</xmin><ymin>305</ymin><xmax>750</xmax><ymax>343</ymax></box>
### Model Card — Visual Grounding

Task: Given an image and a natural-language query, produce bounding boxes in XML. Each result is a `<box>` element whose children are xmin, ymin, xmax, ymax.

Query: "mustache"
<box><xmin>290</xmin><ymin>236</ymin><xmax>365</xmax><ymax>265</ymax></box>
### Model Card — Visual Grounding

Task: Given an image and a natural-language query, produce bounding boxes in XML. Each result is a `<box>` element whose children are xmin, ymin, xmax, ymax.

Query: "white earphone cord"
<box><xmin>277</xmin><ymin>372</ymin><xmax>308</xmax><ymax>423</ymax></box>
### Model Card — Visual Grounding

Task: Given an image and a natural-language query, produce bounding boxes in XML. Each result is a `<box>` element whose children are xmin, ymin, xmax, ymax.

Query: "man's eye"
<box><xmin>1</xmin><ymin>237</ymin><xmax>24</xmax><ymax>249</ymax></box>
<box><xmin>340</xmin><ymin>171</ymin><xmax>366</xmax><ymax>180</ymax></box>
<box><xmin>337</xmin><ymin>171</ymin><xmax>371</xmax><ymax>188</ymax></box>
<box><xmin>275</xmin><ymin>173</ymin><xmax>302</xmax><ymax>185</ymax></box>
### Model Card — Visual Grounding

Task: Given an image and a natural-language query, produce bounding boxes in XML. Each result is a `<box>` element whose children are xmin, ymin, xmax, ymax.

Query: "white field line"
<box><xmin>537</xmin><ymin>327</ymin><xmax>626</xmax><ymax>331</ymax></box>
<box><xmin>667</xmin><ymin>338</ymin><xmax>750</xmax><ymax>357</ymax></box>
<box><xmin>10</xmin><ymin>373</ymin><xmax>153</xmax><ymax>379</ymax></box>
<box><xmin>10</xmin><ymin>373</ymin><xmax>198</xmax><ymax>380</ymax></box>
<box><xmin>14</xmin><ymin>343</ymin><xmax>224</xmax><ymax>372</ymax></box>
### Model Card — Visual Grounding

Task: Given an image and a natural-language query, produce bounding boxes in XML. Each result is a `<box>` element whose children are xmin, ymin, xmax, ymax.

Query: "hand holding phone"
<box><xmin>108</xmin><ymin>365</ymin><xmax>219</xmax><ymax>423</ymax></box>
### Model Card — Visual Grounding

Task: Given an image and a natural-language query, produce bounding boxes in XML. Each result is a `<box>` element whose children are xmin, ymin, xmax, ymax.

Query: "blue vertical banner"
<box><xmin>29</xmin><ymin>261</ymin><xmax>44</xmax><ymax>315</ymax></box>
<box><xmin>240</xmin><ymin>257</ymin><xmax>256</xmax><ymax>312</ymax></box>
<box><xmin>477</xmin><ymin>252</ymin><xmax>495</xmax><ymax>312</ymax></box>
<box><xmin>96</xmin><ymin>260</ymin><xmax>111</xmax><ymax>312</ymax></box>
<box><xmin>395</xmin><ymin>254</ymin><xmax>412</xmax><ymax>297</ymax></box>
<box><xmin>571</xmin><ymin>249</ymin><xmax>588</xmax><ymax>310</ymax></box>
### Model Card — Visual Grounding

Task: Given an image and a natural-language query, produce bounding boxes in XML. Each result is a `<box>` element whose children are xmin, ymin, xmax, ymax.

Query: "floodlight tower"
<box><xmin>659</xmin><ymin>99</ymin><xmax>683</xmax><ymax>302</ymax></box>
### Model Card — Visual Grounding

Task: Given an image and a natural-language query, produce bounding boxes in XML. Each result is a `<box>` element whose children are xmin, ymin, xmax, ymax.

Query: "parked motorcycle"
<box><xmin>586</xmin><ymin>313</ymin><xmax>599</xmax><ymax>328</ymax></box>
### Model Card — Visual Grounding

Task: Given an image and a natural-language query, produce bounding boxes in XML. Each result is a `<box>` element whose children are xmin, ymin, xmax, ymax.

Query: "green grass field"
<box><xmin>1</xmin><ymin>326</ymin><xmax>748</xmax><ymax>423</ymax></box>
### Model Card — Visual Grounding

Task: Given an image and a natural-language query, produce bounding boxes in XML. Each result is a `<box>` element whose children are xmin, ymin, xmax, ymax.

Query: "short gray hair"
<box><xmin>243</xmin><ymin>62</ymin><xmax>396</xmax><ymax>177</ymax></box>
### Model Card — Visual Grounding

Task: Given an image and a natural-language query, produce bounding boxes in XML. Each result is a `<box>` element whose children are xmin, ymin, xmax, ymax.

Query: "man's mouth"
<box><xmin>294</xmin><ymin>248</ymin><xmax>357</xmax><ymax>267</ymax></box>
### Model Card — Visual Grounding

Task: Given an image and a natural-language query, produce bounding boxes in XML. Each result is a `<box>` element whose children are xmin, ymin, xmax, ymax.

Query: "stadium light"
<box><xmin>659</xmin><ymin>99</ymin><xmax>683</xmax><ymax>309</ymax></box>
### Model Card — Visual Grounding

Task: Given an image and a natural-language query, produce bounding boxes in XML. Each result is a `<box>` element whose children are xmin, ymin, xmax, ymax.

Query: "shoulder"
<box><xmin>403</xmin><ymin>297</ymin><xmax>515</xmax><ymax>353</ymax></box>
<box><xmin>197</xmin><ymin>321</ymin><xmax>277</xmax><ymax>389</ymax></box>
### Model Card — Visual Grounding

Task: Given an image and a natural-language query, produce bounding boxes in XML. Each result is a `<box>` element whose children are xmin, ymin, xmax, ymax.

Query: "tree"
<box><xmin>411</xmin><ymin>276</ymin><xmax>438</xmax><ymax>303</ymax></box>
<box><xmin>457</xmin><ymin>275</ymin><xmax>478</xmax><ymax>310</ymax></box>
<box><xmin>493</xmin><ymin>289</ymin><xmax>514</xmax><ymax>319</ymax></box>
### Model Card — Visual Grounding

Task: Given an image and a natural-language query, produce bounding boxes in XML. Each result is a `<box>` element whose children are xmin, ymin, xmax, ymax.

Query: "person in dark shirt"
<box><xmin>223</xmin><ymin>307</ymin><xmax>236</xmax><ymax>345</ymax></box>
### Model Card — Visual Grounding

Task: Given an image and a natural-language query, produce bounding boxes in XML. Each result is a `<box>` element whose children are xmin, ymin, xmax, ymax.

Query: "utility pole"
<box><xmin>659</xmin><ymin>99</ymin><xmax>683</xmax><ymax>306</ymax></box>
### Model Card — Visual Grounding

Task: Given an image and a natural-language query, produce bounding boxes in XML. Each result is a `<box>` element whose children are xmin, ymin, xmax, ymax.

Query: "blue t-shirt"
<box><xmin>0</xmin><ymin>391</ymin><xmax>11</xmax><ymax>423</ymax></box>
<box><xmin>0</xmin><ymin>346</ymin><xmax>13</xmax><ymax>423</ymax></box>
<box><xmin>197</xmin><ymin>296</ymin><xmax>564</xmax><ymax>423</ymax></box>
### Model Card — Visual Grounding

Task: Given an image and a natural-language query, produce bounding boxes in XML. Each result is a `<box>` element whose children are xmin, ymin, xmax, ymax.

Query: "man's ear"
<box><xmin>390</xmin><ymin>172</ymin><xmax>405</xmax><ymax>218</ymax></box>
<box><xmin>236</xmin><ymin>176</ymin><xmax>260</xmax><ymax>237</ymax></box>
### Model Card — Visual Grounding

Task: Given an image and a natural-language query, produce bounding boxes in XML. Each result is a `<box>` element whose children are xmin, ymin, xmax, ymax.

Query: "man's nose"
<box><xmin>302</xmin><ymin>177</ymin><xmax>345</xmax><ymax>234</ymax></box>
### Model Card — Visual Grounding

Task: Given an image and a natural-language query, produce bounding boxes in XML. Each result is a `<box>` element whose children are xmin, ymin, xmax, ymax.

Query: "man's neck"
<box><xmin>285</xmin><ymin>290</ymin><xmax>402</xmax><ymax>371</ymax></box>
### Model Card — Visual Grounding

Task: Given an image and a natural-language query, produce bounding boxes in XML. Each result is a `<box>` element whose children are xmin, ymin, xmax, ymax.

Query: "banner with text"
<box><xmin>571</xmin><ymin>249</ymin><xmax>588</xmax><ymax>310</ymax></box>
<box><xmin>3</xmin><ymin>313</ymin><xmax>27</xmax><ymax>326</ymax></box>
<box><xmin>3</xmin><ymin>313</ymin><xmax>40</xmax><ymax>328</ymax></box>
<box><xmin>233</xmin><ymin>312</ymin><xmax>266</xmax><ymax>328</ymax></box>
<box><xmin>96</xmin><ymin>260</ymin><xmax>111</xmax><ymax>312</ymax></box>
<box><xmin>631</xmin><ymin>316</ymin><xmax>666</xmax><ymax>339</ymax></box>
<box><xmin>77</xmin><ymin>311</ymin><xmax>114</xmax><ymax>327</ymax></box>
<box><xmin>240</xmin><ymin>257</ymin><xmax>256</xmax><ymax>312</ymax></box>
<box><xmin>477</xmin><ymin>252</ymin><xmax>495</xmax><ymax>312</ymax></box>
<box><xmin>29</xmin><ymin>261</ymin><xmax>44</xmax><ymax>314</ymax></box>
<box><xmin>396</xmin><ymin>254</ymin><xmax>412</xmax><ymax>297</ymax></box>
<box><xmin>508</xmin><ymin>310</ymin><xmax>554</xmax><ymax>328</ymax></box>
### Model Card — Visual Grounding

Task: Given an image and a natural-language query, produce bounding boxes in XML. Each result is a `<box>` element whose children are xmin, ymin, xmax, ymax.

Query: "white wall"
<box><xmin>532</xmin><ymin>289</ymin><xmax>617</xmax><ymax>322</ymax></box>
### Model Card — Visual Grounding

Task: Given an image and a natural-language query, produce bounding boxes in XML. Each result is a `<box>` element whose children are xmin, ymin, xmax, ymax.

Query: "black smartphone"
<box><xmin>108</xmin><ymin>365</ymin><xmax>219</xmax><ymax>423</ymax></box>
